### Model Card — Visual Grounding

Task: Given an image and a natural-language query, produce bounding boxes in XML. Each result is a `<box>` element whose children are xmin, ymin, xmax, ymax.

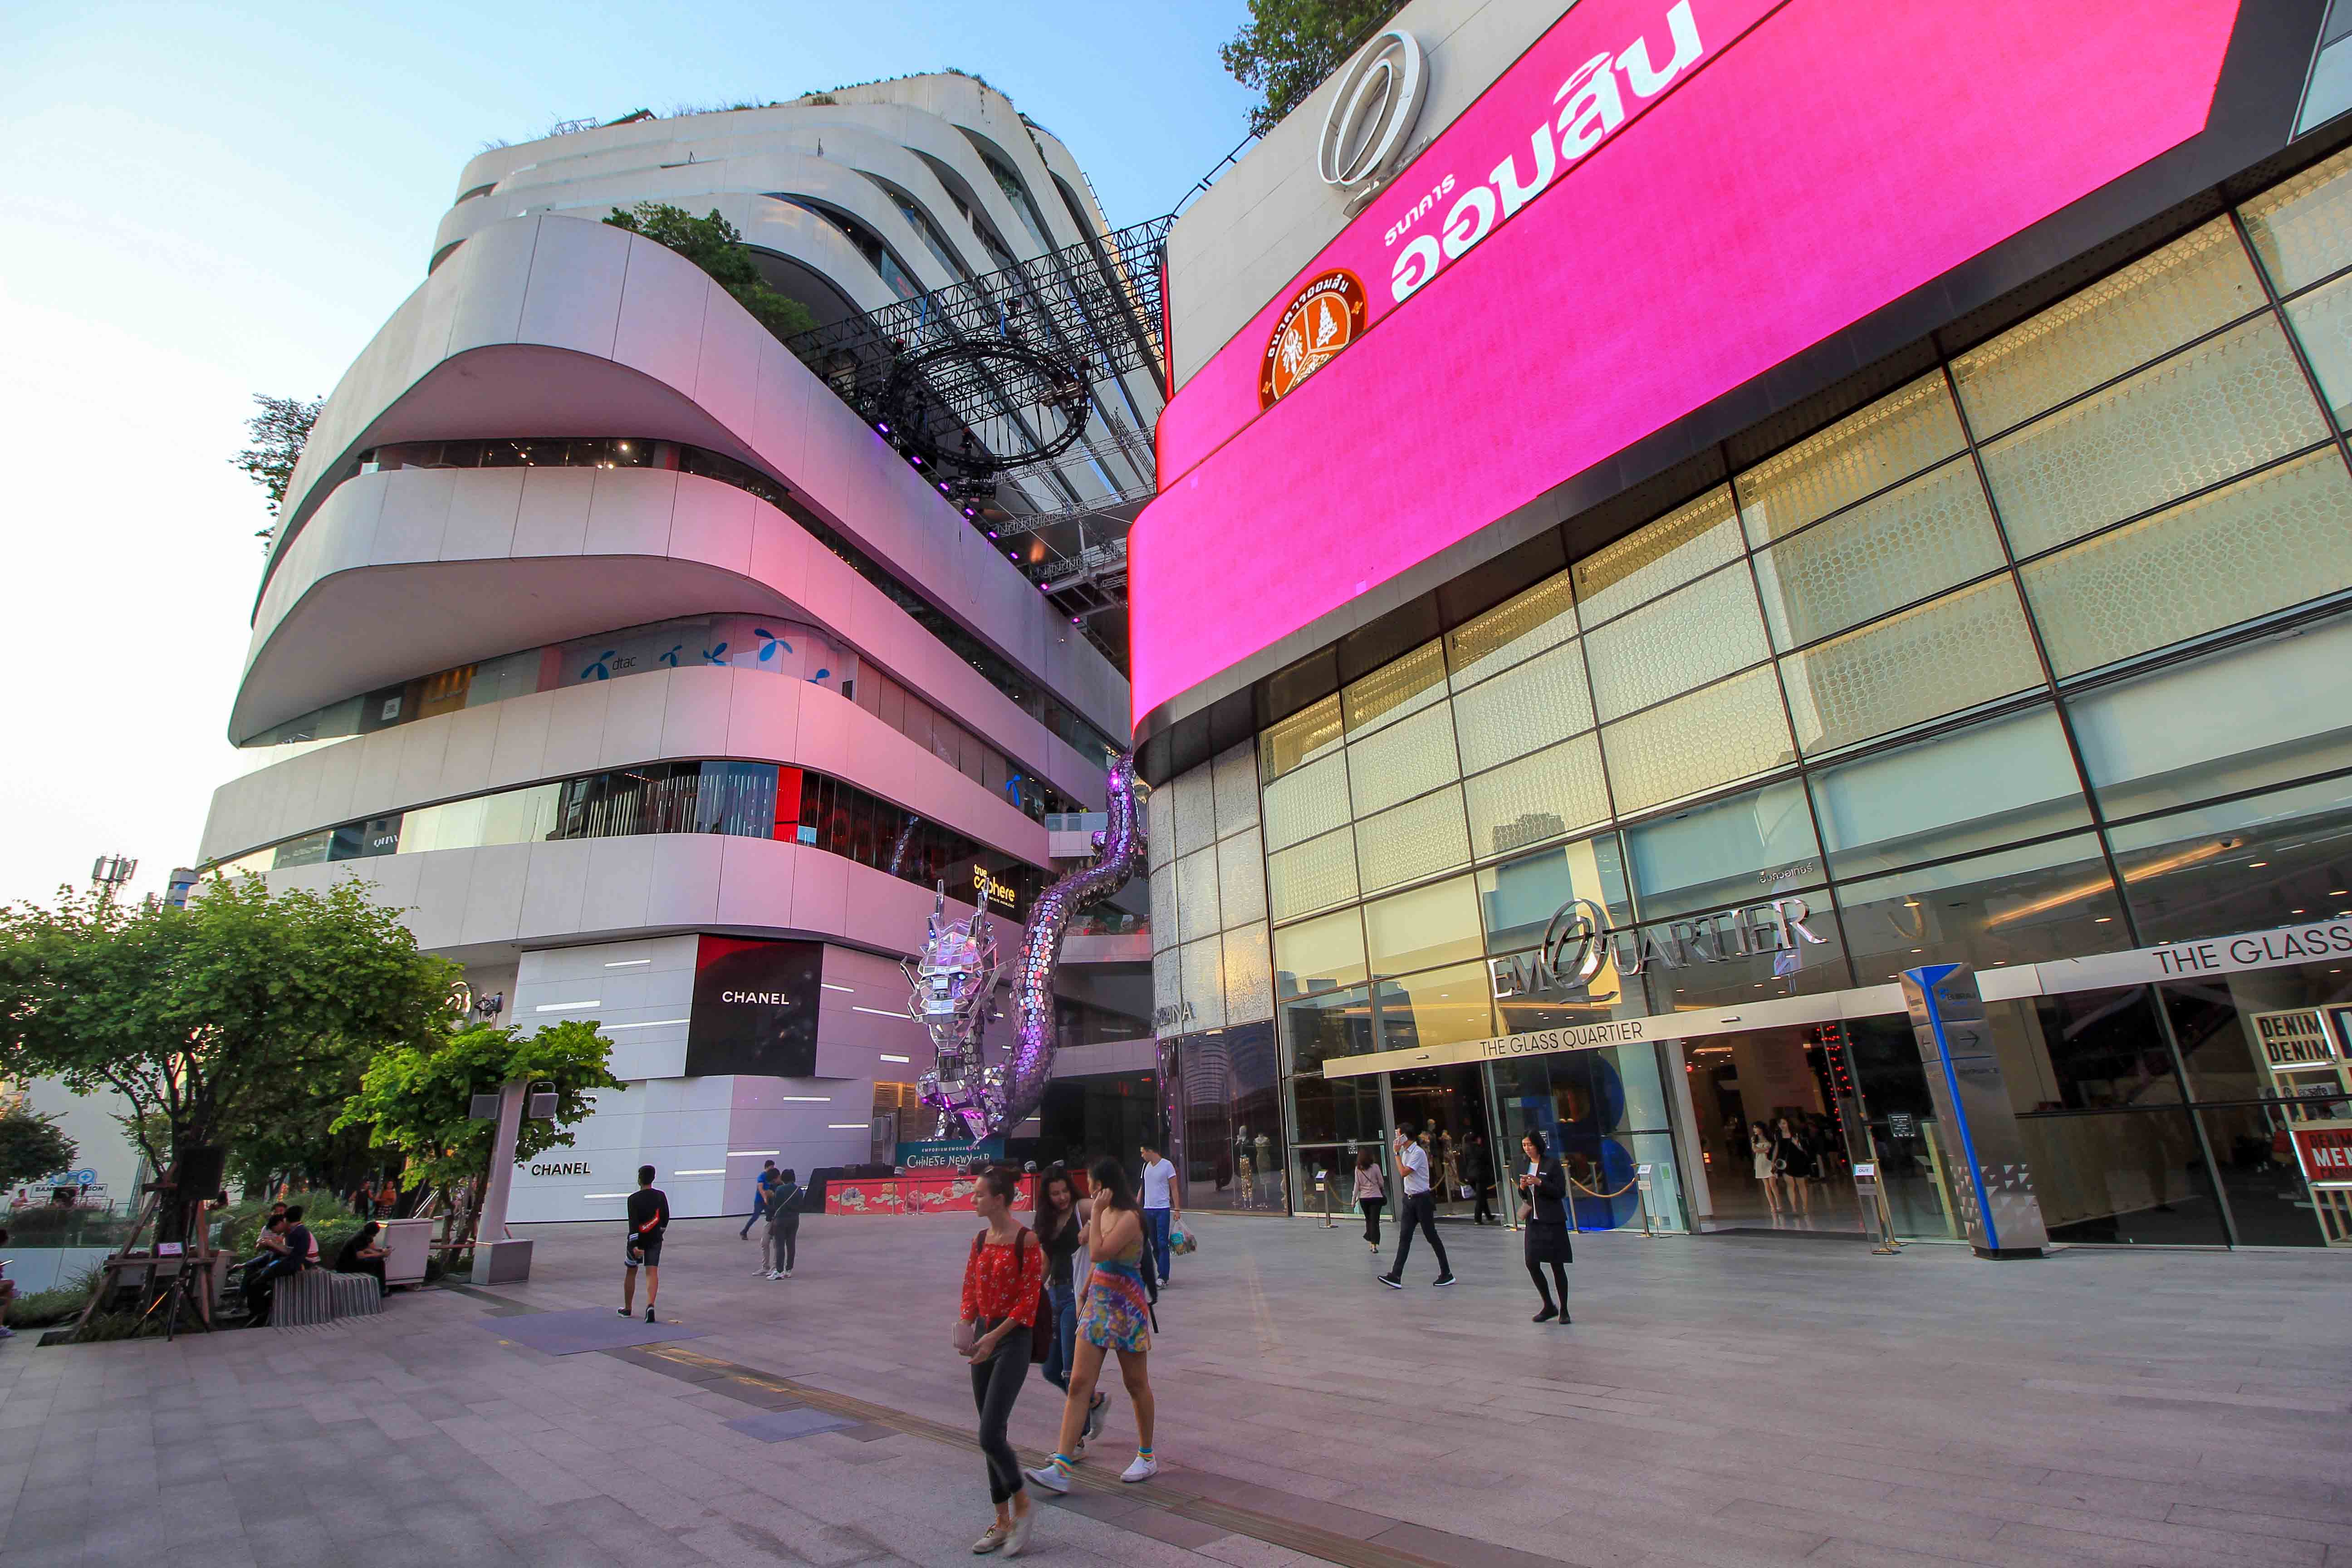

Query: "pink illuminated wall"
<box><xmin>1130</xmin><ymin>0</ymin><xmax>2242</xmax><ymax>727</ymax></box>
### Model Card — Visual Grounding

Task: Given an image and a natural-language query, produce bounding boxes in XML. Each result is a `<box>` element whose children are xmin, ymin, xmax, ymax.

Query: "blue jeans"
<box><xmin>739</xmin><ymin>1192</ymin><xmax>766</xmax><ymax>1238</ymax></box>
<box><xmin>1043</xmin><ymin>1280</ymin><xmax>1079</xmax><ymax>1391</ymax></box>
<box><xmin>1145</xmin><ymin>1207</ymin><xmax>1173</xmax><ymax>1282</ymax></box>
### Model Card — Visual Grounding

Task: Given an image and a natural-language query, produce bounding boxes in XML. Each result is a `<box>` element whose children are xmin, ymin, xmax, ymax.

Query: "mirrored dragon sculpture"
<box><xmin>907</xmin><ymin>752</ymin><xmax>1145</xmax><ymax>1141</ymax></box>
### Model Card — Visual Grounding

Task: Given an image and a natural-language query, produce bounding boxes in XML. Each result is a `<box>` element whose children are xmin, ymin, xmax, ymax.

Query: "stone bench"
<box><xmin>270</xmin><ymin>1268</ymin><xmax>383</xmax><ymax>1328</ymax></box>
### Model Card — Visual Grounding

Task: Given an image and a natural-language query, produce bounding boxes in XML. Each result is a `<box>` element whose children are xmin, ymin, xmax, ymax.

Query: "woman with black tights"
<box><xmin>1515</xmin><ymin>1130</ymin><xmax>1573</xmax><ymax>1324</ymax></box>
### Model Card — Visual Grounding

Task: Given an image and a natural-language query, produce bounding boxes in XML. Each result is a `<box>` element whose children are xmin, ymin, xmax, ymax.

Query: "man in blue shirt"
<box><xmin>739</xmin><ymin>1160</ymin><xmax>780</xmax><ymax>1240</ymax></box>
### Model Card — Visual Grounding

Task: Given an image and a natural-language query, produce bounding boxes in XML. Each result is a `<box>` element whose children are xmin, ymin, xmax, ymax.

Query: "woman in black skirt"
<box><xmin>1516</xmin><ymin>1130</ymin><xmax>1573</xmax><ymax>1323</ymax></box>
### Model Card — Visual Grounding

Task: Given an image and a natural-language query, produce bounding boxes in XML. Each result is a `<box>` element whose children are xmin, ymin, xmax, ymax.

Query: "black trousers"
<box><xmin>344</xmin><ymin>1256</ymin><xmax>387</xmax><ymax>1296</ymax></box>
<box><xmin>970</xmin><ymin>1318</ymin><xmax>1030</xmax><ymax>1504</ymax></box>
<box><xmin>1528</xmin><ymin>1259</ymin><xmax>1568</xmax><ymax>1310</ymax></box>
<box><xmin>1472</xmin><ymin>1183</ymin><xmax>1496</xmax><ymax>1225</ymax></box>
<box><xmin>1389</xmin><ymin>1191</ymin><xmax>1451</xmax><ymax>1277</ymax></box>
<box><xmin>1359</xmin><ymin>1196</ymin><xmax>1384</xmax><ymax>1245</ymax></box>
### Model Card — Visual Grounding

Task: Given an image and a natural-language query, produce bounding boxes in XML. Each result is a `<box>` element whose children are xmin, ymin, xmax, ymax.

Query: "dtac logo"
<box><xmin>1389</xmin><ymin>2</ymin><xmax>1704</xmax><ymax>305</ymax></box>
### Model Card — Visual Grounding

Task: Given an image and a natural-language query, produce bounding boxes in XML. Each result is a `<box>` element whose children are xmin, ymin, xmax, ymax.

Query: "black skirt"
<box><xmin>1523</xmin><ymin>1219</ymin><xmax>1574</xmax><ymax>1265</ymax></box>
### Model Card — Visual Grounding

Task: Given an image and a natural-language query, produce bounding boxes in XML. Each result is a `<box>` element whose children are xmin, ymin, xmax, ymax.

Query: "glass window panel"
<box><xmin>1172</xmin><ymin>761</ymin><xmax>1217</xmax><ymax>857</ymax></box>
<box><xmin>1979</xmin><ymin>314</ymin><xmax>2328</xmax><ymax>558</ymax></box>
<box><xmin>1838</xmin><ymin>833</ymin><xmax>2127</xmax><ymax>985</ymax></box>
<box><xmin>1573</xmin><ymin>486</ymin><xmax>1741</xmax><ymax>625</ymax></box>
<box><xmin>1287</xmin><ymin>1067</ymin><xmax>1384</xmax><ymax>1139</ymax></box>
<box><xmin>2241</xmin><ymin>144</ymin><xmax>2352</xmax><ymax>295</ymax></box>
<box><xmin>1274</xmin><ymin>907</ymin><xmax>1368</xmax><ymax>997</ymax></box>
<box><xmin>2284</xmin><ymin>272</ymin><xmax>2352</xmax><ymax>428</ymax></box>
<box><xmin>1446</xmin><ymin>572</ymin><xmax>1579</xmax><ymax>689</ymax></box>
<box><xmin>1810</xmin><ymin>706</ymin><xmax>2090</xmax><ymax>878</ymax></box>
<box><xmin>1751</xmin><ymin>461</ymin><xmax>2006</xmax><ymax>650</ymax></box>
<box><xmin>1266</xmin><ymin>827</ymin><xmax>1359</xmax><ymax>923</ymax></box>
<box><xmin>1463</xmin><ymin>733</ymin><xmax>1609</xmax><ymax>862</ymax></box>
<box><xmin>273</xmin><ymin>831</ymin><xmax>332</xmax><ymax>869</ymax></box>
<box><xmin>1216</xmin><ymin>828</ymin><xmax>1267</xmax><ymax>929</ymax></box>
<box><xmin>1623</xmin><ymin>777</ymin><xmax>1819</xmax><ymax>921</ymax></box>
<box><xmin>1600</xmin><ymin>666</ymin><xmax>1795</xmax><ymax>816</ymax></box>
<box><xmin>1211</xmin><ymin>740</ymin><xmax>1260</xmax><ymax>838</ymax></box>
<box><xmin>1262</xmin><ymin>750</ymin><xmax>1351</xmax><ymax>851</ymax></box>
<box><xmin>1342</xmin><ymin>641</ymin><xmax>1447</xmax><ymax>738</ymax></box>
<box><xmin>1778</xmin><ymin>576</ymin><xmax>2044</xmax><ymax>756</ymax></box>
<box><xmin>1174</xmin><ymin>846</ymin><xmax>1220</xmax><ymax>941</ymax></box>
<box><xmin>2066</xmin><ymin>610</ymin><xmax>2352</xmax><ymax>819</ymax></box>
<box><xmin>483</xmin><ymin>783</ymin><xmax>562</xmax><ymax>845</ymax></box>
<box><xmin>1179</xmin><ymin>936</ymin><xmax>1227</xmax><ymax>1032</ymax></box>
<box><xmin>1147</xmin><ymin>786</ymin><xmax>1174</xmax><ymax>872</ymax></box>
<box><xmin>1950</xmin><ymin>219</ymin><xmax>2266</xmax><ymax>436</ymax></box>
<box><xmin>1152</xmin><ymin>945</ymin><xmax>1181</xmax><ymax>1034</ymax></box>
<box><xmin>1284</xmin><ymin>990</ymin><xmax>1380</xmax><ymax>1079</ymax></box>
<box><xmin>1353</xmin><ymin>784</ymin><xmax>1470</xmax><ymax>895</ymax></box>
<box><xmin>1373</xmin><ymin>961</ymin><xmax>1497</xmax><ymax>1049</ymax></box>
<box><xmin>2023</xmin><ymin>1104</ymin><xmax>2225</xmax><ymax>1245</ymax></box>
<box><xmin>1150</xmin><ymin>852</ymin><xmax>1178</xmax><ymax>943</ymax></box>
<box><xmin>1346</xmin><ymin>701</ymin><xmax>1460</xmax><ymax>818</ymax></box>
<box><xmin>1261</xmin><ymin>695</ymin><xmax>1343</xmax><ymax>784</ymax></box>
<box><xmin>1222</xmin><ymin>922</ymin><xmax>1274</xmax><ymax>1027</ymax></box>
<box><xmin>2106</xmin><ymin>773</ymin><xmax>2352</xmax><ymax>944</ymax></box>
<box><xmin>1635</xmin><ymin>887</ymin><xmax>1848</xmax><ymax>1011</ymax></box>
<box><xmin>1364</xmin><ymin>876</ymin><xmax>1484</xmax><ymax>976</ymax></box>
<box><xmin>1735</xmin><ymin>374</ymin><xmax>1966</xmax><ymax>546</ymax></box>
<box><xmin>2021</xmin><ymin>447</ymin><xmax>2352</xmax><ymax>677</ymax></box>
<box><xmin>1476</xmin><ymin>834</ymin><xmax>1634</xmax><ymax>954</ymax></box>
<box><xmin>1452</xmin><ymin>640</ymin><xmax>1594</xmax><ymax>774</ymax></box>
<box><xmin>1586</xmin><ymin>564</ymin><xmax>1769</xmax><ymax>722</ymax></box>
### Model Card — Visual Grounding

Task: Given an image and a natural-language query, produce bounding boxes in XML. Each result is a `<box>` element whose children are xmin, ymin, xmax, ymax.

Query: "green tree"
<box><xmin>0</xmin><ymin>1100</ymin><xmax>77</xmax><ymax>1189</ymax></box>
<box><xmin>604</xmin><ymin>202</ymin><xmax>818</xmax><ymax>338</ymax></box>
<box><xmin>0</xmin><ymin>877</ymin><xmax>457</xmax><ymax>1228</ymax></box>
<box><xmin>1220</xmin><ymin>0</ymin><xmax>1405</xmax><ymax>136</ymax></box>
<box><xmin>334</xmin><ymin>1019</ymin><xmax>624</xmax><ymax>1187</ymax></box>
<box><xmin>228</xmin><ymin>393</ymin><xmax>323</xmax><ymax>547</ymax></box>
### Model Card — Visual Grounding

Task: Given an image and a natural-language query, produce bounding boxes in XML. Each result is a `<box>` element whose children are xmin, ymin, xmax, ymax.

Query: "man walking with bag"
<box><xmin>1138</xmin><ymin>1139</ymin><xmax>1180</xmax><ymax>1288</ymax></box>
<box><xmin>1377</xmin><ymin>1124</ymin><xmax>1455</xmax><ymax>1289</ymax></box>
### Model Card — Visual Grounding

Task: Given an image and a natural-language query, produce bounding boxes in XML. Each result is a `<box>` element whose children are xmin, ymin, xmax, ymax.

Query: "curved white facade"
<box><xmin>204</xmin><ymin>82</ymin><xmax>1141</xmax><ymax>1221</ymax></box>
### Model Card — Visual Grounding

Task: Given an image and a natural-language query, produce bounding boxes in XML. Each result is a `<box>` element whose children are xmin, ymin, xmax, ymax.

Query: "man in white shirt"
<box><xmin>1377</xmin><ymin>1123</ymin><xmax>1455</xmax><ymax>1289</ymax></box>
<box><xmin>1138</xmin><ymin>1140</ymin><xmax>1180</xmax><ymax>1284</ymax></box>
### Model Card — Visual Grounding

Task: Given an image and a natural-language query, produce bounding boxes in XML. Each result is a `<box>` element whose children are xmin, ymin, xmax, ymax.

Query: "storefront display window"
<box><xmin>1280</xmin><ymin>985</ymin><xmax>1373</xmax><ymax>1076</ymax></box>
<box><xmin>1168</xmin><ymin>1024</ymin><xmax>1284</xmax><ymax>1215</ymax></box>
<box><xmin>1372</xmin><ymin>962</ymin><xmax>1495</xmax><ymax>1051</ymax></box>
<box><xmin>2106</xmin><ymin>772</ymin><xmax>2352</xmax><ymax>944</ymax></box>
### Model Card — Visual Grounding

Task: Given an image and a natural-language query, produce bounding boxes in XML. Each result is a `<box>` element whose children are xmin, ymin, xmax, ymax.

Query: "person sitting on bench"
<box><xmin>242</xmin><ymin>1212</ymin><xmax>292</xmax><ymax>1324</ymax></box>
<box><xmin>336</xmin><ymin>1221</ymin><xmax>390</xmax><ymax>1297</ymax></box>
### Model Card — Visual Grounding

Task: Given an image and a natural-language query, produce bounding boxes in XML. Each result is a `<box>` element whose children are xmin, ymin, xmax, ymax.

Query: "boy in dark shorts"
<box><xmin>620</xmin><ymin>1165</ymin><xmax>670</xmax><ymax>1323</ymax></box>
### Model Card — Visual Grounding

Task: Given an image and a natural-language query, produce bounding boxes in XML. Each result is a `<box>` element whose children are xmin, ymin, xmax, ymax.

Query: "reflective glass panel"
<box><xmin>1343</xmin><ymin>641</ymin><xmax>1447</xmax><ymax>738</ymax></box>
<box><xmin>1452</xmin><ymin>639</ymin><xmax>1593</xmax><ymax>774</ymax></box>
<box><xmin>1622</xmin><ymin>777</ymin><xmax>1819</xmax><ymax>921</ymax></box>
<box><xmin>1979</xmin><ymin>314</ymin><xmax>2329</xmax><ymax>559</ymax></box>
<box><xmin>2021</xmin><ymin>1106</ymin><xmax>2225</xmax><ymax>1245</ymax></box>
<box><xmin>1372</xmin><ymin>961</ymin><xmax>1497</xmax><ymax>1050</ymax></box>
<box><xmin>1211</xmin><ymin>741</ymin><xmax>1260</xmax><ymax>838</ymax></box>
<box><xmin>1808</xmin><ymin>706</ymin><xmax>2090</xmax><ymax>878</ymax></box>
<box><xmin>1172</xmin><ymin>764</ymin><xmax>1217</xmax><ymax>857</ymax></box>
<box><xmin>1222</xmin><ymin>923</ymin><xmax>1274</xmax><ymax>1026</ymax></box>
<box><xmin>1265</xmin><ymin>827</ymin><xmax>1359</xmax><ymax>923</ymax></box>
<box><xmin>2066</xmin><ymin>610</ymin><xmax>2352</xmax><ymax>820</ymax></box>
<box><xmin>1346</xmin><ymin>701</ymin><xmax>1460</xmax><ymax>817</ymax></box>
<box><xmin>1285</xmin><ymin>989</ymin><xmax>1378</xmax><ymax>1076</ymax></box>
<box><xmin>1216</xmin><ymin>828</ymin><xmax>1267</xmax><ymax>929</ymax></box>
<box><xmin>2241</xmin><ymin>144</ymin><xmax>2352</xmax><ymax>295</ymax></box>
<box><xmin>1600</xmin><ymin>666</ymin><xmax>1795</xmax><ymax>815</ymax></box>
<box><xmin>2106</xmin><ymin>773</ymin><xmax>2352</xmax><ymax>944</ymax></box>
<box><xmin>2022</xmin><ymin>447</ymin><xmax>2352</xmax><ymax>679</ymax></box>
<box><xmin>1735</xmin><ymin>374</ymin><xmax>1966</xmax><ymax>546</ymax></box>
<box><xmin>1363</xmin><ymin>876</ymin><xmax>1484</xmax><ymax>977</ymax></box>
<box><xmin>1174</xmin><ymin>846</ymin><xmax>1220</xmax><ymax>941</ymax></box>
<box><xmin>2284</xmin><ymin>272</ymin><xmax>2352</xmax><ymax>428</ymax></box>
<box><xmin>1636</xmin><ymin>887</ymin><xmax>1849</xmax><ymax>1011</ymax></box>
<box><xmin>1261</xmin><ymin>695</ymin><xmax>1343</xmax><ymax>784</ymax></box>
<box><xmin>1273</xmin><ymin>907</ymin><xmax>1368</xmax><ymax>998</ymax></box>
<box><xmin>1262</xmin><ymin>750</ymin><xmax>1351</xmax><ymax>851</ymax></box>
<box><xmin>1476</xmin><ymin>834</ymin><xmax>1634</xmax><ymax>954</ymax></box>
<box><xmin>1573</xmin><ymin>486</ymin><xmax>1741</xmax><ymax>626</ymax></box>
<box><xmin>1446</xmin><ymin>572</ymin><xmax>1579</xmax><ymax>690</ymax></box>
<box><xmin>1287</xmin><ymin>1067</ymin><xmax>1384</xmax><ymax>1139</ymax></box>
<box><xmin>1585</xmin><ymin>564</ymin><xmax>1769</xmax><ymax>722</ymax></box>
<box><xmin>1751</xmin><ymin>460</ymin><xmax>2006</xmax><ymax>650</ymax></box>
<box><xmin>1950</xmin><ymin>218</ymin><xmax>2266</xmax><ymax>436</ymax></box>
<box><xmin>1179</xmin><ymin>936</ymin><xmax>1226</xmax><ymax>1031</ymax></box>
<box><xmin>1353</xmin><ymin>785</ymin><xmax>1470</xmax><ymax>896</ymax></box>
<box><xmin>1838</xmin><ymin>833</ymin><xmax>2126</xmax><ymax>984</ymax></box>
<box><xmin>1463</xmin><ymin>732</ymin><xmax>1610</xmax><ymax>863</ymax></box>
<box><xmin>1778</xmin><ymin>576</ymin><xmax>2044</xmax><ymax>757</ymax></box>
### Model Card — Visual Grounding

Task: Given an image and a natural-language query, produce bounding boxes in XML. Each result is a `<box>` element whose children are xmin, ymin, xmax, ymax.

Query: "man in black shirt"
<box><xmin>620</xmin><ymin>1166</ymin><xmax>669</xmax><ymax>1323</ymax></box>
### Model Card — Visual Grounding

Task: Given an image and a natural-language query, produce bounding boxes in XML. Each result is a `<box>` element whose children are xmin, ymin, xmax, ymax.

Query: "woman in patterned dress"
<box><xmin>1026</xmin><ymin>1156</ymin><xmax>1158</xmax><ymax>1491</ymax></box>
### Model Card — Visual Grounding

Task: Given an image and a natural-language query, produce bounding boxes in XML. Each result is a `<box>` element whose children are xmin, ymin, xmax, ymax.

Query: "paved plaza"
<box><xmin>0</xmin><ymin>1213</ymin><xmax>2347</xmax><ymax>1568</ymax></box>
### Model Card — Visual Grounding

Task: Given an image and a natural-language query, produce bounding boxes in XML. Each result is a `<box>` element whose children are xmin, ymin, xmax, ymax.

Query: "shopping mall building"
<box><xmin>1133</xmin><ymin>0</ymin><xmax>2352</xmax><ymax>1251</ymax></box>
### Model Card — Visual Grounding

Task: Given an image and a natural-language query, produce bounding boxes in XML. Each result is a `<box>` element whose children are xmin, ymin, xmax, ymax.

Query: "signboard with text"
<box><xmin>2290</xmin><ymin>1124</ymin><xmax>2352</xmax><ymax>1187</ymax></box>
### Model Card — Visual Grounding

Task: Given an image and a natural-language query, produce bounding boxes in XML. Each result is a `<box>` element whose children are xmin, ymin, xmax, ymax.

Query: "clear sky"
<box><xmin>0</xmin><ymin>0</ymin><xmax>1257</xmax><ymax>909</ymax></box>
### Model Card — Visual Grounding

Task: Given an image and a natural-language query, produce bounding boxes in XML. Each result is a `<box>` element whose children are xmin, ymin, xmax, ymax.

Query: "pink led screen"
<box><xmin>1130</xmin><ymin>0</ymin><xmax>2242</xmax><ymax>727</ymax></box>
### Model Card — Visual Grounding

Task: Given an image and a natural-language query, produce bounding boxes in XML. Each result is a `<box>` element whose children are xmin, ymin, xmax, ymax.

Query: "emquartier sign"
<box><xmin>1322</xmin><ymin>916</ymin><xmax>2352</xmax><ymax>1079</ymax></box>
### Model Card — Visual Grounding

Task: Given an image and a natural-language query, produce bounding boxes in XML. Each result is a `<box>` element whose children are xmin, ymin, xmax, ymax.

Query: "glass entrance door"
<box><xmin>1387</xmin><ymin>1064</ymin><xmax>1501</xmax><ymax>1222</ymax></box>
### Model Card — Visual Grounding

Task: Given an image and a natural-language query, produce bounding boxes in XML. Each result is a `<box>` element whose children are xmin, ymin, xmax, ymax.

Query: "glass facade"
<box><xmin>208</xmin><ymin>758</ymin><xmax>1049</xmax><ymax>917</ymax></box>
<box><xmin>1156</xmin><ymin>146</ymin><xmax>2352</xmax><ymax>1248</ymax></box>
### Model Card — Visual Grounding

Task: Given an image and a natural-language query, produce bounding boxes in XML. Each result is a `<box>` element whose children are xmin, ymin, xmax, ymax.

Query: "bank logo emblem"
<box><xmin>1318</xmin><ymin>29</ymin><xmax>1428</xmax><ymax>191</ymax></box>
<box><xmin>1261</xmin><ymin>269</ymin><xmax>1367</xmax><ymax>407</ymax></box>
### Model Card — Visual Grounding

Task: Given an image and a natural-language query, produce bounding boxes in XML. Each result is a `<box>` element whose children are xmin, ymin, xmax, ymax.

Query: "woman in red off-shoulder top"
<box><xmin>958</xmin><ymin>1166</ymin><xmax>1045</xmax><ymax>1556</ymax></box>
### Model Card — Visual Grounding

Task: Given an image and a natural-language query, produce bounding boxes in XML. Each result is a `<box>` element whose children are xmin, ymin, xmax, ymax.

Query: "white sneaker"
<box><xmin>1024</xmin><ymin>1462</ymin><xmax>1070</xmax><ymax>1495</ymax></box>
<box><xmin>1002</xmin><ymin>1505</ymin><xmax>1034</xmax><ymax>1558</ymax></box>
<box><xmin>783</xmin><ymin>1268</ymin><xmax>793</xmax><ymax>1277</ymax></box>
<box><xmin>1119</xmin><ymin>1454</ymin><xmax>1157</xmax><ymax>1483</ymax></box>
<box><xmin>766</xmin><ymin>1270</ymin><xmax>780</xmax><ymax>1280</ymax></box>
<box><xmin>971</xmin><ymin>1521</ymin><xmax>1008</xmax><ymax>1554</ymax></box>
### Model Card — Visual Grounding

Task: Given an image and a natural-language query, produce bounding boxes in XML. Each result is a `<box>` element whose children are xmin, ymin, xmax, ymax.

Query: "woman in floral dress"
<box><xmin>1026</xmin><ymin>1156</ymin><xmax>1158</xmax><ymax>1491</ymax></box>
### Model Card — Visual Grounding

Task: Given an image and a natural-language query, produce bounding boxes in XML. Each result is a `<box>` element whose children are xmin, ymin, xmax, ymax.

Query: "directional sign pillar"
<box><xmin>1899</xmin><ymin>964</ymin><xmax>2048</xmax><ymax>1259</ymax></box>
